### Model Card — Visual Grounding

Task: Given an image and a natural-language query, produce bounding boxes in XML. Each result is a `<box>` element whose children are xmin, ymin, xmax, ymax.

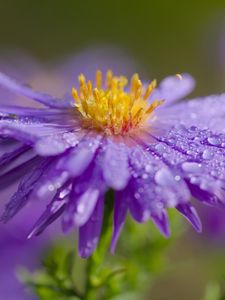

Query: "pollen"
<box><xmin>72</xmin><ymin>70</ymin><xmax>164</xmax><ymax>135</ymax></box>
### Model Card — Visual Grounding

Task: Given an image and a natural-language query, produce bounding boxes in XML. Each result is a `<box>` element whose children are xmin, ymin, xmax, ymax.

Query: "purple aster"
<box><xmin>0</xmin><ymin>68</ymin><xmax>225</xmax><ymax>259</ymax></box>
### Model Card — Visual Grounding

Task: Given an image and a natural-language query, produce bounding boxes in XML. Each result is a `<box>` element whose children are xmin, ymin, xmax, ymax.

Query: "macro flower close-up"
<box><xmin>0</xmin><ymin>68</ymin><xmax>225</xmax><ymax>260</ymax></box>
<box><xmin>2</xmin><ymin>2</ymin><xmax>225</xmax><ymax>300</ymax></box>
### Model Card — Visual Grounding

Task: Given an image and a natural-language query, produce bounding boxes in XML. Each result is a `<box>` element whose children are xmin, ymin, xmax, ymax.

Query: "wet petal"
<box><xmin>128</xmin><ymin>146</ymin><xmax>190</xmax><ymax>223</ymax></box>
<box><xmin>159</xmin><ymin>94</ymin><xmax>225</xmax><ymax>133</ymax></box>
<box><xmin>149</xmin><ymin>125</ymin><xmax>225</xmax><ymax>207</ymax></box>
<box><xmin>1</xmin><ymin>158</ymin><xmax>51</xmax><ymax>222</ymax></box>
<box><xmin>62</xmin><ymin>162</ymin><xmax>106</xmax><ymax>232</ymax></box>
<box><xmin>110</xmin><ymin>191</ymin><xmax>128</xmax><ymax>253</ymax></box>
<box><xmin>176</xmin><ymin>202</ymin><xmax>202</xmax><ymax>232</ymax></box>
<box><xmin>101</xmin><ymin>141</ymin><xmax>130</xmax><ymax>190</ymax></box>
<box><xmin>35</xmin><ymin>130</ymin><xmax>82</xmax><ymax>156</ymax></box>
<box><xmin>56</xmin><ymin>135</ymin><xmax>101</xmax><ymax>175</ymax></box>
<box><xmin>151</xmin><ymin>210</ymin><xmax>170</xmax><ymax>237</ymax></box>
<box><xmin>27</xmin><ymin>186</ymin><xmax>69</xmax><ymax>238</ymax></box>
<box><xmin>0</xmin><ymin>144</ymin><xmax>30</xmax><ymax>168</ymax></box>
<box><xmin>78</xmin><ymin>196</ymin><xmax>104</xmax><ymax>258</ymax></box>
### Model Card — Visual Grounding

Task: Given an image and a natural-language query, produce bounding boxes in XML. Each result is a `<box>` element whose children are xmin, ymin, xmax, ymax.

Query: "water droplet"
<box><xmin>175</xmin><ymin>175</ymin><xmax>181</xmax><ymax>181</ymax></box>
<box><xmin>138</xmin><ymin>187</ymin><xmax>144</xmax><ymax>193</ymax></box>
<box><xmin>168</xmin><ymin>138</ymin><xmax>176</xmax><ymax>144</ymax></box>
<box><xmin>77</xmin><ymin>203</ymin><xmax>85</xmax><ymax>214</ymax></box>
<box><xmin>207</xmin><ymin>137</ymin><xmax>220</xmax><ymax>146</ymax></box>
<box><xmin>202</xmin><ymin>149</ymin><xmax>214</xmax><ymax>160</ymax></box>
<box><xmin>190</xmin><ymin>176</ymin><xmax>199</xmax><ymax>184</ymax></box>
<box><xmin>142</xmin><ymin>173</ymin><xmax>148</xmax><ymax>179</ymax></box>
<box><xmin>210</xmin><ymin>170</ymin><xmax>218</xmax><ymax>177</ymax></box>
<box><xmin>134</xmin><ymin>192</ymin><xmax>140</xmax><ymax>199</ymax></box>
<box><xmin>48</xmin><ymin>184</ymin><xmax>54</xmax><ymax>192</ymax></box>
<box><xmin>145</xmin><ymin>165</ymin><xmax>152</xmax><ymax>173</ymax></box>
<box><xmin>181</xmin><ymin>162</ymin><xmax>202</xmax><ymax>173</ymax></box>
<box><xmin>155</xmin><ymin>168</ymin><xmax>175</xmax><ymax>186</ymax></box>
<box><xmin>155</xmin><ymin>143</ymin><xmax>165</xmax><ymax>153</ymax></box>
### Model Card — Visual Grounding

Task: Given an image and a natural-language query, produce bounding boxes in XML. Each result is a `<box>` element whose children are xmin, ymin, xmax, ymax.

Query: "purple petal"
<box><xmin>62</xmin><ymin>162</ymin><xmax>106</xmax><ymax>232</ymax></box>
<box><xmin>35</xmin><ymin>130</ymin><xmax>83</xmax><ymax>156</ymax></box>
<box><xmin>0</xmin><ymin>144</ymin><xmax>30</xmax><ymax>168</ymax></box>
<box><xmin>159</xmin><ymin>94</ymin><xmax>225</xmax><ymax>133</ymax></box>
<box><xmin>101</xmin><ymin>141</ymin><xmax>130</xmax><ymax>190</ymax></box>
<box><xmin>176</xmin><ymin>202</ymin><xmax>202</xmax><ymax>232</ymax></box>
<box><xmin>149</xmin><ymin>125</ymin><xmax>225</xmax><ymax>207</ymax></box>
<box><xmin>78</xmin><ymin>196</ymin><xmax>104</xmax><ymax>258</ymax></box>
<box><xmin>31</xmin><ymin>161</ymin><xmax>69</xmax><ymax>201</ymax></box>
<box><xmin>151</xmin><ymin>73</ymin><xmax>195</xmax><ymax>105</ymax></box>
<box><xmin>56</xmin><ymin>135</ymin><xmax>101</xmax><ymax>175</ymax></box>
<box><xmin>0</xmin><ymin>153</ymin><xmax>39</xmax><ymax>191</ymax></box>
<box><xmin>64</xmin><ymin>186</ymin><xmax>99</xmax><ymax>229</ymax></box>
<box><xmin>0</xmin><ymin>105</ymin><xmax>68</xmax><ymax>118</ymax></box>
<box><xmin>0</xmin><ymin>117</ymin><xmax>75</xmax><ymax>146</ymax></box>
<box><xmin>128</xmin><ymin>146</ymin><xmax>190</xmax><ymax>222</ymax></box>
<box><xmin>27</xmin><ymin>185</ymin><xmax>70</xmax><ymax>238</ymax></box>
<box><xmin>1</xmin><ymin>158</ymin><xmax>51</xmax><ymax>222</ymax></box>
<box><xmin>110</xmin><ymin>191</ymin><xmax>128</xmax><ymax>253</ymax></box>
<box><xmin>151</xmin><ymin>210</ymin><xmax>170</xmax><ymax>237</ymax></box>
<box><xmin>0</xmin><ymin>72</ymin><xmax>73</xmax><ymax>108</ymax></box>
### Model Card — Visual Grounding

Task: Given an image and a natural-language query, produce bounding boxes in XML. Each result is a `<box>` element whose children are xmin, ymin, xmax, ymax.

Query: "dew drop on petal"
<box><xmin>154</xmin><ymin>168</ymin><xmax>175</xmax><ymax>186</ymax></box>
<box><xmin>207</xmin><ymin>137</ymin><xmax>220</xmax><ymax>146</ymax></box>
<box><xmin>145</xmin><ymin>165</ymin><xmax>152</xmax><ymax>173</ymax></box>
<box><xmin>202</xmin><ymin>149</ymin><xmax>214</xmax><ymax>160</ymax></box>
<box><xmin>181</xmin><ymin>162</ymin><xmax>202</xmax><ymax>173</ymax></box>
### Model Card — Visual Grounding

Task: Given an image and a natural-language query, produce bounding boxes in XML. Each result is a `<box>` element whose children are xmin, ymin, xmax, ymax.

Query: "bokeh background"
<box><xmin>1</xmin><ymin>1</ymin><xmax>225</xmax><ymax>299</ymax></box>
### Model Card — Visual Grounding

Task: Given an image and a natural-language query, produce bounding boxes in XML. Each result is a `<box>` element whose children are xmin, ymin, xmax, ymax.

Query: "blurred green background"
<box><xmin>1</xmin><ymin>1</ymin><xmax>225</xmax><ymax>299</ymax></box>
<box><xmin>1</xmin><ymin>0</ymin><xmax>225</xmax><ymax>94</ymax></box>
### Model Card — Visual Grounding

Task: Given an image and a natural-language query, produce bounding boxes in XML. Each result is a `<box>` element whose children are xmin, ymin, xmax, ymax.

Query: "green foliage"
<box><xmin>21</xmin><ymin>193</ymin><xmax>183</xmax><ymax>300</ymax></box>
<box><xmin>21</xmin><ymin>243</ymin><xmax>84</xmax><ymax>300</ymax></box>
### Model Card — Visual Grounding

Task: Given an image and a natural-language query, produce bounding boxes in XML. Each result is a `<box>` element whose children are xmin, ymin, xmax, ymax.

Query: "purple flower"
<box><xmin>0</xmin><ymin>68</ymin><xmax>224</xmax><ymax>259</ymax></box>
<box><xmin>0</xmin><ymin>200</ymin><xmax>53</xmax><ymax>300</ymax></box>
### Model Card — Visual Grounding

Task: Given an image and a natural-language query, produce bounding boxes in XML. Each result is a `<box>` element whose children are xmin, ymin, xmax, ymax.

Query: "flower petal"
<box><xmin>27</xmin><ymin>185</ymin><xmax>70</xmax><ymax>238</ymax></box>
<box><xmin>35</xmin><ymin>130</ymin><xmax>82</xmax><ymax>156</ymax></box>
<box><xmin>176</xmin><ymin>202</ymin><xmax>202</xmax><ymax>232</ymax></box>
<box><xmin>152</xmin><ymin>73</ymin><xmax>195</xmax><ymax>105</ymax></box>
<box><xmin>151</xmin><ymin>210</ymin><xmax>170</xmax><ymax>237</ymax></box>
<box><xmin>0</xmin><ymin>144</ymin><xmax>30</xmax><ymax>168</ymax></box>
<box><xmin>0</xmin><ymin>72</ymin><xmax>73</xmax><ymax>108</ymax></box>
<box><xmin>110</xmin><ymin>191</ymin><xmax>128</xmax><ymax>253</ymax></box>
<box><xmin>1</xmin><ymin>158</ymin><xmax>51</xmax><ymax>222</ymax></box>
<box><xmin>128</xmin><ymin>146</ymin><xmax>190</xmax><ymax>223</ymax></box>
<box><xmin>159</xmin><ymin>94</ymin><xmax>225</xmax><ymax>133</ymax></box>
<box><xmin>56</xmin><ymin>135</ymin><xmax>101</xmax><ymax>175</ymax></box>
<box><xmin>62</xmin><ymin>162</ymin><xmax>106</xmax><ymax>232</ymax></box>
<box><xmin>101</xmin><ymin>141</ymin><xmax>130</xmax><ymax>190</ymax></box>
<box><xmin>78</xmin><ymin>196</ymin><xmax>104</xmax><ymax>258</ymax></box>
<box><xmin>0</xmin><ymin>152</ymin><xmax>39</xmax><ymax>190</ymax></box>
<box><xmin>150</xmin><ymin>125</ymin><xmax>225</xmax><ymax>207</ymax></box>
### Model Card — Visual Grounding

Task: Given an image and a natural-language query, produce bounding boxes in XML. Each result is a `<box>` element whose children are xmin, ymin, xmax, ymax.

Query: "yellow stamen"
<box><xmin>106</xmin><ymin>70</ymin><xmax>113</xmax><ymax>88</ymax></box>
<box><xmin>72</xmin><ymin>70</ymin><xmax>164</xmax><ymax>135</ymax></box>
<box><xmin>72</xmin><ymin>87</ymin><xmax>79</xmax><ymax>102</ymax></box>
<box><xmin>96</xmin><ymin>70</ymin><xmax>102</xmax><ymax>89</ymax></box>
<box><xmin>144</xmin><ymin>79</ymin><xmax>157</xmax><ymax>100</ymax></box>
<box><xmin>78</xmin><ymin>74</ymin><xmax>86</xmax><ymax>86</ymax></box>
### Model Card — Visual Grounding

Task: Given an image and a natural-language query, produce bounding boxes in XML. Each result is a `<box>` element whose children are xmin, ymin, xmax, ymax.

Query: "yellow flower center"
<box><xmin>72</xmin><ymin>70</ymin><xmax>164</xmax><ymax>135</ymax></box>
